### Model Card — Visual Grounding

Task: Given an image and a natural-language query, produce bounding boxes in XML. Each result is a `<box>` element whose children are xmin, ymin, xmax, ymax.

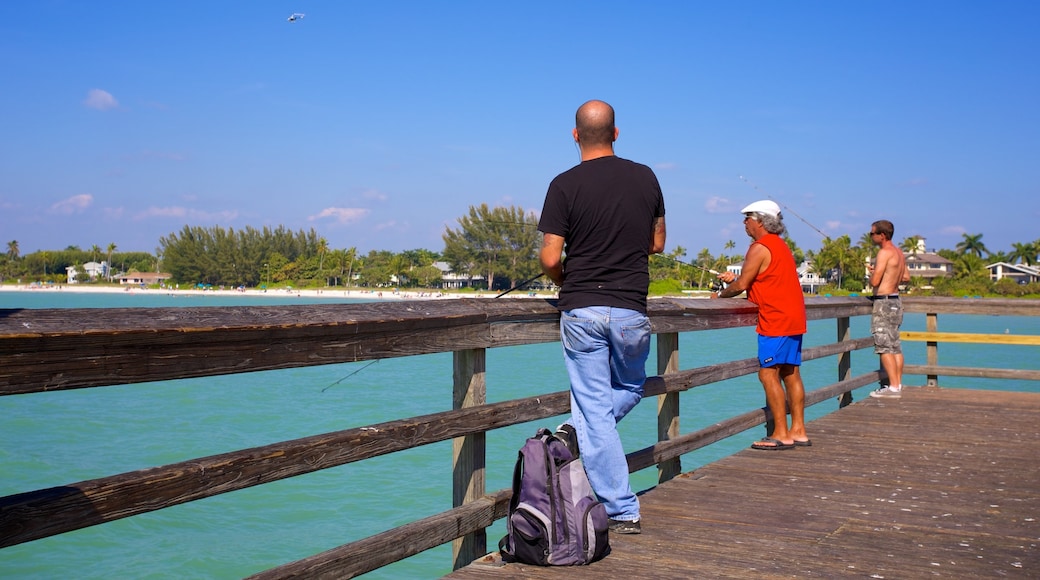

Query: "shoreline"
<box><xmin>0</xmin><ymin>283</ymin><xmax>540</xmax><ymax>301</ymax></box>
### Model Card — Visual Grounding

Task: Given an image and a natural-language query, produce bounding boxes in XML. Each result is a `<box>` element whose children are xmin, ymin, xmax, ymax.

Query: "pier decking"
<box><xmin>446</xmin><ymin>387</ymin><xmax>1039</xmax><ymax>579</ymax></box>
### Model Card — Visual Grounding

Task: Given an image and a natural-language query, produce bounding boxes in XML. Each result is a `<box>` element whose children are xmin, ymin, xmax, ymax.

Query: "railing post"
<box><xmin>452</xmin><ymin>348</ymin><xmax>486</xmax><ymax>569</ymax></box>
<box><xmin>926</xmin><ymin>312</ymin><xmax>939</xmax><ymax>386</ymax></box>
<box><xmin>657</xmin><ymin>332</ymin><xmax>680</xmax><ymax>482</ymax></box>
<box><xmin>837</xmin><ymin>316</ymin><xmax>853</xmax><ymax>408</ymax></box>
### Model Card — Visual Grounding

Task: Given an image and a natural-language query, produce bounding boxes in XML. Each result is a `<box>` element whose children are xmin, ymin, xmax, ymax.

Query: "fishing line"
<box><xmin>739</xmin><ymin>175</ymin><xmax>828</xmax><ymax>239</ymax></box>
<box><xmin>495</xmin><ymin>272</ymin><xmax>544</xmax><ymax>298</ymax></box>
<box><xmin>654</xmin><ymin>254</ymin><xmax>726</xmax><ymax>292</ymax></box>
<box><xmin>322</xmin><ymin>360</ymin><xmax>379</xmax><ymax>392</ymax></box>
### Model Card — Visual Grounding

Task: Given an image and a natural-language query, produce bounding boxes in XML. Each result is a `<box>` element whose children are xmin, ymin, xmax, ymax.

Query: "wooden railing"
<box><xmin>1</xmin><ymin>296</ymin><xmax>1038</xmax><ymax>578</ymax></box>
<box><xmin>899</xmin><ymin>297</ymin><xmax>1040</xmax><ymax>385</ymax></box>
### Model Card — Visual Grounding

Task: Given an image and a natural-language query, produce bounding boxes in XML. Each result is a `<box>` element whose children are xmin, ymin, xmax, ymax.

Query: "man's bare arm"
<box><xmin>650</xmin><ymin>216</ymin><xmax>666</xmax><ymax>254</ymax></box>
<box><xmin>539</xmin><ymin>233</ymin><xmax>566</xmax><ymax>286</ymax></box>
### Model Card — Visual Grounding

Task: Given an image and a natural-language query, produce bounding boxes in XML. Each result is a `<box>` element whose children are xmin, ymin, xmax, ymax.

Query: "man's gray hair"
<box><xmin>756</xmin><ymin>212</ymin><xmax>786</xmax><ymax>235</ymax></box>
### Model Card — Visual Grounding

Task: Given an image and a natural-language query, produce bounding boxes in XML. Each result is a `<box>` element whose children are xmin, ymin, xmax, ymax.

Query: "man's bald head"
<box><xmin>575</xmin><ymin>100</ymin><xmax>616</xmax><ymax>147</ymax></box>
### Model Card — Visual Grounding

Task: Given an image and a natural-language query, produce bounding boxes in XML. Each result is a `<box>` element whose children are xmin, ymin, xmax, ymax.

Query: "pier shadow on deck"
<box><xmin>446</xmin><ymin>387</ymin><xmax>1039</xmax><ymax>579</ymax></box>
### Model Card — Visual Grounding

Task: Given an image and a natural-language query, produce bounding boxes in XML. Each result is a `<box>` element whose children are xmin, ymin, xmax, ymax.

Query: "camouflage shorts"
<box><xmin>872</xmin><ymin>297</ymin><xmax>903</xmax><ymax>354</ymax></box>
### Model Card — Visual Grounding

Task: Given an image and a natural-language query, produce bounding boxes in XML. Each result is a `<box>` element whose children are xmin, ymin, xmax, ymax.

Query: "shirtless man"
<box><xmin>867</xmin><ymin>219</ymin><xmax>912</xmax><ymax>398</ymax></box>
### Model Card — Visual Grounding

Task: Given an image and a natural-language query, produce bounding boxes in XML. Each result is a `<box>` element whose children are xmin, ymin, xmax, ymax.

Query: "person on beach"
<box><xmin>538</xmin><ymin>99</ymin><xmax>666</xmax><ymax>534</ymax></box>
<box><xmin>867</xmin><ymin>219</ymin><xmax>912</xmax><ymax>398</ymax></box>
<box><xmin>711</xmin><ymin>200</ymin><xmax>809</xmax><ymax>451</ymax></box>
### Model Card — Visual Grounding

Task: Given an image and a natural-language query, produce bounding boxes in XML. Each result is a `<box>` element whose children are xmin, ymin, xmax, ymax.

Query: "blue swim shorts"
<box><xmin>757</xmin><ymin>334</ymin><xmax>803</xmax><ymax>367</ymax></box>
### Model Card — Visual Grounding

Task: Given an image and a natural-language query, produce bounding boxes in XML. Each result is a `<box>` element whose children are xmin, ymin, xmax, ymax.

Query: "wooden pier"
<box><xmin>3</xmin><ymin>296</ymin><xmax>1038</xmax><ymax>578</ymax></box>
<box><xmin>447</xmin><ymin>387</ymin><xmax>1039</xmax><ymax>579</ymax></box>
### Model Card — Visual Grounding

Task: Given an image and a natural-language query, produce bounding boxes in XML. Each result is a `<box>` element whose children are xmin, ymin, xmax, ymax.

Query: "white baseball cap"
<box><xmin>740</xmin><ymin>199</ymin><xmax>781</xmax><ymax>218</ymax></box>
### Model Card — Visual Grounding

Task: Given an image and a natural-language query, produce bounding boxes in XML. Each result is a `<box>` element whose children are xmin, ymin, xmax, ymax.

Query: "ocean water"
<box><xmin>1</xmin><ymin>291</ymin><xmax>1037</xmax><ymax>579</ymax></box>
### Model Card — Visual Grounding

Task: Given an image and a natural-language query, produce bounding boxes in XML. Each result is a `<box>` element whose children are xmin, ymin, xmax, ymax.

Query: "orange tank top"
<box><xmin>746</xmin><ymin>233</ymin><xmax>807</xmax><ymax>337</ymax></box>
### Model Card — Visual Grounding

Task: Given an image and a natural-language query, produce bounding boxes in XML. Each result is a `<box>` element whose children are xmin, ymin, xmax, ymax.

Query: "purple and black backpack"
<box><xmin>498</xmin><ymin>427</ymin><xmax>611</xmax><ymax>566</ymax></box>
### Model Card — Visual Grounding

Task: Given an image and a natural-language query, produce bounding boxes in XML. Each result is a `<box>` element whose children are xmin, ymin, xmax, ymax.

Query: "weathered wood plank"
<box><xmin>247</xmin><ymin>489</ymin><xmax>512</xmax><ymax>580</ymax></box>
<box><xmin>902</xmin><ymin>296</ymin><xmax>1040</xmax><ymax>316</ymax></box>
<box><xmin>906</xmin><ymin>364</ymin><xmax>1040</xmax><ymax>381</ymax></box>
<box><xmin>445</xmin><ymin>388</ymin><xmax>1040</xmax><ymax>579</ymax></box>
<box><xmin>0</xmin><ymin>391</ymin><xmax>571</xmax><ymax>548</ymax></box>
<box><xmin>0</xmin><ymin>296</ymin><xmax>875</xmax><ymax>395</ymax></box>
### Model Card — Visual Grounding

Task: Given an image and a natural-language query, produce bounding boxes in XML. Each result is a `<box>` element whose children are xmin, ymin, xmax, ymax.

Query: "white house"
<box><xmin>65</xmin><ymin>261</ymin><xmax>109</xmax><ymax>284</ymax></box>
<box><xmin>798</xmin><ymin>261</ymin><xmax>825</xmax><ymax>293</ymax></box>
<box><xmin>901</xmin><ymin>237</ymin><xmax>953</xmax><ymax>284</ymax></box>
<box><xmin>987</xmin><ymin>262</ymin><xmax>1040</xmax><ymax>284</ymax></box>
<box><xmin>433</xmin><ymin>261</ymin><xmax>485</xmax><ymax>289</ymax></box>
<box><xmin>118</xmin><ymin>271</ymin><xmax>173</xmax><ymax>286</ymax></box>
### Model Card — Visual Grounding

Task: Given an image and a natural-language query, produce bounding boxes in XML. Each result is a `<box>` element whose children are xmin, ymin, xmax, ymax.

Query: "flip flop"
<box><xmin>750</xmin><ymin>437</ymin><xmax>794</xmax><ymax>451</ymax></box>
<box><xmin>792</xmin><ymin>439</ymin><xmax>812</xmax><ymax>447</ymax></box>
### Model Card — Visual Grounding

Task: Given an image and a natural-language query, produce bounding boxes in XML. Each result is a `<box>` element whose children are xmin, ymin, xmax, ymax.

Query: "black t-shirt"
<box><xmin>538</xmin><ymin>156</ymin><xmax>665</xmax><ymax>313</ymax></box>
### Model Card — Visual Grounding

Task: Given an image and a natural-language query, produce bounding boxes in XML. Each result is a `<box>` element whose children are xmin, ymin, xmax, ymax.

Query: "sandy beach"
<box><xmin>0</xmin><ymin>283</ymin><xmax>545</xmax><ymax>300</ymax></box>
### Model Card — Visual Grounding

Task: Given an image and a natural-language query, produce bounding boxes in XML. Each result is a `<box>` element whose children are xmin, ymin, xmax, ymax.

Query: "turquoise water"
<box><xmin>2</xmin><ymin>292</ymin><xmax>1038</xmax><ymax>579</ymax></box>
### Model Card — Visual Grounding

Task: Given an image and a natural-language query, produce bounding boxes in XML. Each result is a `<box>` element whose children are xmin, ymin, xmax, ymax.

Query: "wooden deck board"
<box><xmin>445</xmin><ymin>387</ymin><xmax>1039</xmax><ymax>579</ymax></box>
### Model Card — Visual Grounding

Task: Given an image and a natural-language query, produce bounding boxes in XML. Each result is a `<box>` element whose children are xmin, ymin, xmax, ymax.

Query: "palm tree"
<box><xmin>695</xmin><ymin>247</ymin><xmax>714</xmax><ymax>288</ymax></box>
<box><xmin>954</xmin><ymin>253</ymin><xmax>988</xmax><ymax>281</ymax></box>
<box><xmin>1010</xmin><ymin>241</ymin><xmax>1038</xmax><ymax>266</ymax></box>
<box><xmin>90</xmin><ymin>244</ymin><xmax>101</xmax><ymax>263</ymax></box>
<box><xmin>388</xmin><ymin>254</ymin><xmax>408</xmax><ymax>288</ymax></box>
<box><xmin>6</xmin><ymin>240</ymin><xmax>18</xmax><ymax>261</ymax></box>
<box><xmin>899</xmin><ymin>236</ymin><xmax>922</xmax><ymax>255</ymax></box>
<box><xmin>955</xmin><ymin>233</ymin><xmax>988</xmax><ymax>258</ymax></box>
<box><xmin>344</xmin><ymin>247</ymin><xmax>357</xmax><ymax>287</ymax></box>
<box><xmin>814</xmin><ymin>235</ymin><xmax>856</xmax><ymax>288</ymax></box>
<box><xmin>316</xmin><ymin>237</ymin><xmax>329</xmax><ymax>286</ymax></box>
<box><xmin>856</xmin><ymin>233</ymin><xmax>873</xmax><ymax>254</ymax></box>
<box><xmin>106</xmin><ymin>243</ymin><xmax>117</xmax><ymax>281</ymax></box>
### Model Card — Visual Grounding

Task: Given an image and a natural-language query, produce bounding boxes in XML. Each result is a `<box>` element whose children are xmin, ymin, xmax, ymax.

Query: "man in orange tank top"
<box><xmin>711</xmin><ymin>200</ymin><xmax>809</xmax><ymax>450</ymax></box>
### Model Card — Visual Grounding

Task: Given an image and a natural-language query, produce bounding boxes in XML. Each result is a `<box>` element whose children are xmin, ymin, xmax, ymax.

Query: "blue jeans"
<box><xmin>560</xmin><ymin>306</ymin><xmax>650</xmax><ymax>521</ymax></box>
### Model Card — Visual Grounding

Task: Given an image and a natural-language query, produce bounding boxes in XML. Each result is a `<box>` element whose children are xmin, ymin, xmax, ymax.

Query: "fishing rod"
<box><xmin>739</xmin><ymin>175</ymin><xmax>828</xmax><ymax>239</ymax></box>
<box><xmin>654</xmin><ymin>254</ymin><xmax>726</xmax><ymax>292</ymax></box>
<box><xmin>495</xmin><ymin>272</ymin><xmax>544</xmax><ymax>298</ymax></box>
<box><xmin>478</xmin><ymin>220</ymin><xmax>728</xmax><ymax>295</ymax></box>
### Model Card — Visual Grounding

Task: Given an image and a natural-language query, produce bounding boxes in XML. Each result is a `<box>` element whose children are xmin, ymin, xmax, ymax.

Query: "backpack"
<box><xmin>498</xmin><ymin>427</ymin><xmax>611</xmax><ymax>566</ymax></box>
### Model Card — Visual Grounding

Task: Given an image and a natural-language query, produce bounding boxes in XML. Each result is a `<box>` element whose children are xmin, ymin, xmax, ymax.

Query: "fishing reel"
<box><xmin>710</xmin><ymin>278</ymin><xmax>725</xmax><ymax>293</ymax></box>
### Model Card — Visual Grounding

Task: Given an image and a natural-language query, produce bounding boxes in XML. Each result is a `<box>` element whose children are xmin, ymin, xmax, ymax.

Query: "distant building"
<box><xmin>987</xmin><ymin>262</ymin><xmax>1040</xmax><ymax>284</ymax></box>
<box><xmin>894</xmin><ymin>237</ymin><xmax>952</xmax><ymax>285</ymax></box>
<box><xmin>904</xmin><ymin>252</ymin><xmax>954</xmax><ymax>284</ymax></box>
<box><xmin>66</xmin><ymin>261</ymin><xmax>109</xmax><ymax>284</ymax></box>
<box><xmin>433</xmin><ymin>261</ymin><xmax>485</xmax><ymax>289</ymax></box>
<box><xmin>798</xmin><ymin>261</ymin><xmax>825</xmax><ymax>293</ymax></box>
<box><xmin>119</xmin><ymin>271</ymin><xmax>173</xmax><ymax>286</ymax></box>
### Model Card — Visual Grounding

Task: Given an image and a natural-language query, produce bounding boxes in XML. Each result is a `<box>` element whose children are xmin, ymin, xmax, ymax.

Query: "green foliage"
<box><xmin>650</xmin><ymin>246</ymin><xmax>690</xmax><ymax>284</ymax></box>
<box><xmin>9</xmin><ymin>222</ymin><xmax>1040</xmax><ymax>297</ymax></box>
<box><xmin>159</xmin><ymin>225</ymin><xmax>323</xmax><ymax>286</ymax></box>
<box><xmin>810</xmin><ymin>235</ymin><xmax>868</xmax><ymax>290</ymax></box>
<box><xmin>993</xmin><ymin>277</ymin><xmax>1028</xmax><ymax>297</ymax></box>
<box><xmin>843</xmin><ymin>278</ymin><xmax>865</xmax><ymax>293</ymax></box>
<box><xmin>648</xmin><ymin>278</ymin><xmax>684</xmax><ymax>295</ymax></box>
<box><xmin>442</xmin><ymin>204</ymin><xmax>539</xmax><ymax>290</ymax></box>
<box><xmin>953</xmin><ymin>253</ymin><xmax>988</xmax><ymax>282</ymax></box>
<box><xmin>955</xmin><ymin>233</ymin><xmax>989</xmax><ymax>258</ymax></box>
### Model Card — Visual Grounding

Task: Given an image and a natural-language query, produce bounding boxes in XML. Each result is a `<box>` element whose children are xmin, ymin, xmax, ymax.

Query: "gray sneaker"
<box><xmin>608</xmin><ymin>518</ymin><xmax>642</xmax><ymax>534</ymax></box>
<box><xmin>870</xmin><ymin>386</ymin><xmax>902</xmax><ymax>398</ymax></box>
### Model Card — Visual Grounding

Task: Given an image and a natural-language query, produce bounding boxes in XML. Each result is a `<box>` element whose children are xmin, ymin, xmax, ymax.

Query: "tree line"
<box><xmin>3</xmin><ymin>207</ymin><xmax>1038</xmax><ymax>296</ymax></box>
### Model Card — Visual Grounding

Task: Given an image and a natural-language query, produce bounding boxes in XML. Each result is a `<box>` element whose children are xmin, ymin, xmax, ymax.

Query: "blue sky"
<box><xmin>2</xmin><ymin>1</ymin><xmax>1038</xmax><ymax>259</ymax></box>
